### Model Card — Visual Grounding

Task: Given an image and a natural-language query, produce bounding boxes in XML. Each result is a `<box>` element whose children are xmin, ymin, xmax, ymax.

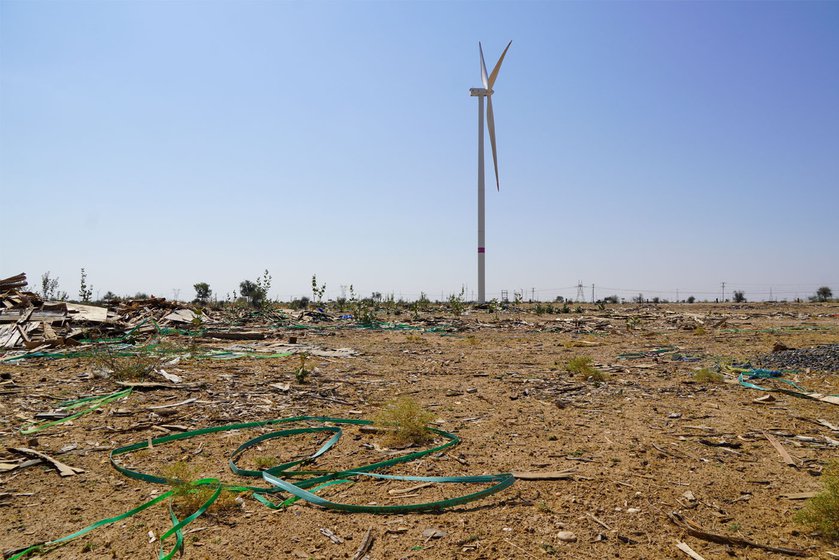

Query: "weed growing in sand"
<box><xmin>162</xmin><ymin>462</ymin><xmax>239</xmax><ymax>517</ymax></box>
<box><xmin>253</xmin><ymin>456</ymin><xmax>279</xmax><ymax>470</ymax></box>
<box><xmin>693</xmin><ymin>326</ymin><xmax>707</xmax><ymax>336</ymax></box>
<box><xmin>348</xmin><ymin>285</ymin><xmax>378</xmax><ymax>325</ymax></box>
<box><xmin>448</xmin><ymin>288</ymin><xmax>466</xmax><ymax>316</ymax></box>
<box><xmin>295</xmin><ymin>353</ymin><xmax>310</xmax><ymax>384</ymax></box>
<box><xmin>625</xmin><ymin>317</ymin><xmax>641</xmax><ymax>331</ymax></box>
<box><xmin>374</xmin><ymin>397</ymin><xmax>435</xmax><ymax>447</ymax></box>
<box><xmin>795</xmin><ymin>460</ymin><xmax>839</xmax><ymax>542</ymax></box>
<box><xmin>404</xmin><ymin>332</ymin><xmax>426</xmax><ymax>344</ymax></box>
<box><xmin>694</xmin><ymin>368</ymin><xmax>723</xmax><ymax>383</ymax></box>
<box><xmin>93</xmin><ymin>345</ymin><xmax>159</xmax><ymax>381</ymax></box>
<box><xmin>536</xmin><ymin>500</ymin><xmax>554</xmax><ymax>514</ymax></box>
<box><xmin>565</xmin><ymin>355</ymin><xmax>606</xmax><ymax>381</ymax></box>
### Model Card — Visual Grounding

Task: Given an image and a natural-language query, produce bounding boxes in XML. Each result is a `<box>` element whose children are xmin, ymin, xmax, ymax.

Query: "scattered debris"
<box><xmin>319</xmin><ymin>528</ymin><xmax>344</xmax><ymax>544</ymax></box>
<box><xmin>668</xmin><ymin>511</ymin><xmax>808</xmax><ymax>557</ymax></box>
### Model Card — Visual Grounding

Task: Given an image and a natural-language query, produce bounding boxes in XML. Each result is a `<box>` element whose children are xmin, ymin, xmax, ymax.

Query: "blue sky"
<box><xmin>1</xmin><ymin>0</ymin><xmax>837</xmax><ymax>302</ymax></box>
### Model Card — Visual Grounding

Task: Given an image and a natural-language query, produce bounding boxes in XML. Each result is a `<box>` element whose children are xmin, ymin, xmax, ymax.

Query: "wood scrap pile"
<box><xmin>0</xmin><ymin>273</ymin><xmax>213</xmax><ymax>351</ymax></box>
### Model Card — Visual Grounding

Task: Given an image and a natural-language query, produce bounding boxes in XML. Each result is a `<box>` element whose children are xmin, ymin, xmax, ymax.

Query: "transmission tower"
<box><xmin>576</xmin><ymin>281</ymin><xmax>585</xmax><ymax>303</ymax></box>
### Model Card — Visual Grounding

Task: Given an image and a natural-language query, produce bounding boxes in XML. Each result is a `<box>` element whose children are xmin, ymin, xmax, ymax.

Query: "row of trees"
<box><xmin>24</xmin><ymin>273</ymin><xmax>837</xmax><ymax>307</ymax></box>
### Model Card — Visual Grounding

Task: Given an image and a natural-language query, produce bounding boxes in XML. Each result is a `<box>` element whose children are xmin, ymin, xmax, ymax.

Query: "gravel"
<box><xmin>757</xmin><ymin>344</ymin><xmax>839</xmax><ymax>372</ymax></box>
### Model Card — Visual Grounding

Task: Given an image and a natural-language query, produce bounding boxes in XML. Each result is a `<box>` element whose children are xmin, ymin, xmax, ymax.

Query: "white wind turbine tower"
<box><xmin>470</xmin><ymin>41</ymin><xmax>511</xmax><ymax>304</ymax></box>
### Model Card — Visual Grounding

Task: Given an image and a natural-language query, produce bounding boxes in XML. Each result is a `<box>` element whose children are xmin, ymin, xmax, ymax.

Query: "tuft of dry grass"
<box><xmin>93</xmin><ymin>345</ymin><xmax>159</xmax><ymax>381</ymax></box>
<box><xmin>373</xmin><ymin>397</ymin><xmax>435</xmax><ymax>448</ymax></box>
<box><xmin>694</xmin><ymin>368</ymin><xmax>724</xmax><ymax>383</ymax></box>
<box><xmin>162</xmin><ymin>462</ymin><xmax>240</xmax><ymax>517</ymax></box>
<box><xmin>795</xmin><ymin>460</ymin><xmax>839</xmax><ymax>542</ymax></box>
<box><xmin>253</xmin><ymin>456</ymin><xmax>279</xmax><ymax>470</ymax></box>
<box><xmin>565</xmin><ymin>355</ymin><xmax>607</xmax><ymax>382</ymax></box>
<box><xmin>403</xmin><ymin>333</ymin><xmax>426</xmax><ymax>344</ymax></box>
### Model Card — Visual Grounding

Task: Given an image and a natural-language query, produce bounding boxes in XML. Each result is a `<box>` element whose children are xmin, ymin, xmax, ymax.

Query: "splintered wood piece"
<box><xmin>351</xmin><ymin>528</ymin><xmax>374</xmax><ymax>560</ymax></box>
<box><xmin>10</xmin><ymin>448</ymin><xmax>84</xmax><ymax>477</ymax></box>
<box><xmin>676</xmin><ymin>541</ymin><xmax>707</xmax><ymax>560</ymax></box>
<box><xmin>512</xmin><ymin>470</ymin><xmax>576</xmax><ymax>480</ymax></box>
<box><xmin>319</xmin><ymin>528</ymin><xmax>343</xmax><ymax>544</ymax></box>
<box><xmin>116</xmin><ymin>381</ymin><xmax>203</xmax><ymax>390</ymax></box>
<box><xmin>147</xmin><ymin>398</ymin><xmax>197</xmax><ymax>410</ymax></box>
<box><xmin>763</xmin><ymin>432</ymin><xmax>797</xmax><ymax>467</ymax></box>
<box><xmin>780</xmin><ymin>492</ymin><xmax>819</xmax><ymax>500</ymax></box>
<box><xmin>388</xmin><ymin>482</ymin><xmax>433</xmax><ymax>495</ymax></box>
<box><xmin>668</xmin><ymin>511</ymin><xmax>807</xmax><ymax>557</ymax></box>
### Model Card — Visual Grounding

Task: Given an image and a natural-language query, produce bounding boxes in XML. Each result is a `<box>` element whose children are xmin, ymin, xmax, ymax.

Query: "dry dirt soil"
<box><xmin>1</xmin><ymin>302</ymin><xmax>838</xmax><ymax>559</ymax></box>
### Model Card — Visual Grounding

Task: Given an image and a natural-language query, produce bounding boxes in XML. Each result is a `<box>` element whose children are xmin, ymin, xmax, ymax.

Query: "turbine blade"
<box><xmin>479</xmin><ymin>42</ymin><xmax>489</xmax><ymax>89</ymax></box>
<box><xmin>487</xmin><ymin>40</ymin><xmax>512</xmax><ymax>89</ymax></box>
<box><xmin>486</xmin><ymin>94</ymin><xmax>500</xmax><ymax>191</ymax></box>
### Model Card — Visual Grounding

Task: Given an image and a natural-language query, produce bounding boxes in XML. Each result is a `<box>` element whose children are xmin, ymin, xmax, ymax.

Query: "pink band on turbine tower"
<box><xmin>478</xmin><ymin>247</ymin><xmax>485</xmax><ymax>253</ymax></box>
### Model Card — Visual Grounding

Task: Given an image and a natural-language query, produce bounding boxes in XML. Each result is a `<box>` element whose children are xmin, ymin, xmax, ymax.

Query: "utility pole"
<box><xmin>676</xmin><ymin>289</ymin><xmax>679</xmax><ymax>302</ymax></box>
<box><xmin>721</xmin><ymin>281</ymin><xmax>726</xmax><ymax>303</ymax></box>
<box><xmin>769</xmin><ymin>287</ymin><xmax>773</xmax><ymax>302</ymax></box>
<box><xmin>531</xmin><ymin>287</ymin><xmax>535</xmax><ymax>302</ymax></box>
<box><xmin>591</xmin><ymin>284</ymin><xmax>595</xmax><ymax>304</ymax></box>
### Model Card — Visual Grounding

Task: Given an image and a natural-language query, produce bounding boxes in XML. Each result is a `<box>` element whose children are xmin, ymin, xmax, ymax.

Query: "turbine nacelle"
<box><xmin>469</xmin><ymin>87</ymin><xmax>493</xmax><ymax>97</ymax></box>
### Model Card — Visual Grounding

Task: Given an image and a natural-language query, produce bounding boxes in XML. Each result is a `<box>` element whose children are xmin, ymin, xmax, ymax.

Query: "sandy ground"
<box><xmin>1</xmin><ymin>302</ymin><xmax>838</xmax><ymax>559</ymax></box>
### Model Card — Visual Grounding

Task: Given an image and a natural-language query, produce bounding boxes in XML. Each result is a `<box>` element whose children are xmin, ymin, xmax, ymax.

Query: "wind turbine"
<box><xmin>470</xmin><ymin>40</ymin><xmax>511</xmax><ymax>304</ymax></box>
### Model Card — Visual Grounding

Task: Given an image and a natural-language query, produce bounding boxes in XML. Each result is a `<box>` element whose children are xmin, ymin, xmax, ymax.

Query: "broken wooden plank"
<box><xmin>0</xmin><ymin>458</ymin><xmax>42</xmax><ymax>472</ymax></box>
<box><xmin>780</xmin><ymin>492</ymin><xmax>819</xmax><ymax>500</ymax></box>
<box><xmin>9</xmin><ymin>448</ymin><xmax>84</xmax><ymax>477</ymax></box>
<box><xmin>116</xmin><ymin>381</ymin><xmax>203</xmax><ymax>390</ymax></box>
<box><xmin>512</xmin><ymin>470</ymin><xmax>576</xmax><ymax>480</ymax></box>
<box><xmin>764</xmin><ymin>431</ymin><xmax>797</xmax><ymax>467</ymax></box>
<box><xmin>147</xmin><ymin>397</ymin><xmax>197</xmax><ymax>410</ymax></box>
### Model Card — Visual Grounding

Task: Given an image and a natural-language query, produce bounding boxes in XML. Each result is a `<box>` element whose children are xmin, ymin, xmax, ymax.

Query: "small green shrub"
<box><xmin>162</xmin><ymin>462</ymin><xmax>239</xmax><ymax>517</ymax></box>
<box><xmin>253</xmin><ymin>456</ymin><xmax>279</xmax><ymax>470</ymax></box>
<box><xmin>374</xmin><ymin>397</ymin><xmax>435</xmax><ymax>447</ymax></box>
<box><xmin>565</xmin><ymin>355</ymin><xmax>607</xmax><ymax>382</ymax></box>
<box><xmin>795</xmin><ymin>460</ymin><xmax>839</xmax><ymax>541</ymax></box>
<box><xmin>448</xmin><ymin>288</ymin><xmax>466</xmax><ymax>316</ymax></box>
<box><xmin>694</xmin><ymin>368</ymin><xmax>723</xmax><ymax>383</ymax></box>
<box><xmin>566</xmin><ymin>355</ymin><xmax>594</xmax><ymax>375</ymax></box>
<box><xmin>295</xmin><ymin>353</ymin><xmax>310</xmax><ymax>383</ymax></box>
